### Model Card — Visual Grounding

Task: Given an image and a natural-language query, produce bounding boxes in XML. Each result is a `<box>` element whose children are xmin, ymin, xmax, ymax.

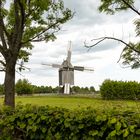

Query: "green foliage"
<box><xmin>15</xmin><ymin>82</ymin><xmax>96</xmax><ymax>94</ymax></box>
<box><xmin>32</xmin><ymin>85</ymin><xmax>95</xmax><ymax>94</ymax></box>
<box><xmin>134</xmin><ymin>19</ymin><xmax>140</xmax><ymax>37</ymax></box>
<box><xmin>121</xmin><ymin>43</ymin><xmax>140</xmax><ymax>69</ymax></box>
<box><xmin>16</xmin><ymin>79</ymin><xmax>33</xmax><ymax>95</ymax></box>
<box><xmin>99</xmin><ymin>0</ymin><xmax>140</xmax><ymax>69</ymax></box>
<box><xmin>1</xmin><ymin>105</ymin><xmax>140</xmax><ymax>139</ymax></box>
<box><xmin>99</xmin><ymin>0</ymin><xmax>134</xmax><ymax>14</ymax></box>
<box><xmin>1</xmin><ymin>0</ymin><xmax>73</xmax><ymax>69</ymax></box>
<box><xmin>71</xmin><ymin>86</ymin><xmax>95</xmax><ymax>94</ymax></box>
<box><xmin>100</xmin><ymin>79</ymin><xmax>140</xmax><ymax>100</ymax></box>
<box><xmin>90</xmin><ymin>86</ymin><xmax>96</xmax><ymax>93</ymax></box>
<box><xmin>32</xmin><ymin>85</ymin><xmax>53</xmax><ymax>94</ymax></box>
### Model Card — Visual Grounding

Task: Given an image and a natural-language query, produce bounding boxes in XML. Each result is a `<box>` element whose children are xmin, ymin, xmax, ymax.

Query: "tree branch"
<box><xmin>0</xmin><ymin>57</ymin><xmax>5</xmax><ymax>71</ymax></box>
<box><xmin>85</xmin><ymin>36</ymin><xmax>140</xmax><ymax>54</ymax></box>
<box><xmin>122</xmin><ymin>0</ymin><xmax>140</xmax><ymax>16</ymax></box>
<box><xmin>0</xmin><ymin>69</ymin><xmax>5</xmax><ymax>72</ymax></box>
<box><xmin>11</xmin><ymin>0</ymin><xmax>21</xmax><ymax>47</ymax></box>
<box><xmin>0</xmin><ymin>60</ymin><xmax>6</xmax><ymax>67</ymax></box>
<box><xmin>0</xmin><ymin>0</ymin><xmax>8</xmax><ymax>49</ymax></box>
<box><xmin>22</xmin><ymin>20</ymin><xmax>62</xmax><ymax>44</ymax></box>
<box><xmin>0</xmin><ymin>44</ymin><xmax>6</xmax><ymax>57</ymax></box>
<box><xmin>25</xmin><ymin>0</ymin><xmax>38</xmax><ymax>19</ymax></box>
<box><xmin>18</xmin><ymin>0</ymin><xmax>26</xmax><ymax>32</ymax></box>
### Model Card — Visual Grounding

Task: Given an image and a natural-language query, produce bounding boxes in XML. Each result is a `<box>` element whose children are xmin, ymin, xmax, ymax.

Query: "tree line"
<box><xmin>0</xmin><ymin>79</ymin><xmax>95</xmax><ymax>95</ymax></box>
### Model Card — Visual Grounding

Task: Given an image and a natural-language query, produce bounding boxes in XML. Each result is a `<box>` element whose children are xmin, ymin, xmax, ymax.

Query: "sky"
<box><xmin>0</xmin><ymin>0</ymin><xmax>140</xmax><ymax>90</ymax></box>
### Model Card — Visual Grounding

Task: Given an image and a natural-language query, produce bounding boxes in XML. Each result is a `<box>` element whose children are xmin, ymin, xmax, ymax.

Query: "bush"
<box><xmin>1</xmin><ymin>105</ymin><xmax>140</xmax><ymax>139</ymax></box>
<box><xmin>100</xmin><ymin>79</ymin><xmax>140</xmax><ymax>100</ymax></box>
<box><xmin>16</xmin><ymin>79</ymin><xmax>33</xmax><ymax>95</ymax></box>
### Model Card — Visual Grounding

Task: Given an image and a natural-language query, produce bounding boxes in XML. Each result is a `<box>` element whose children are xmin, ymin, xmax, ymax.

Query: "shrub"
<box><xmin>0</xmin><ymin>105</ymin><xmax>140</xmax><ymax>139</ymax></box>
<box><xmin>100</xmin><ymin>79</ymin><xmax>140</xmax><ymax>100</ymax></box>
<box><xmin>16</xmin><ymin>79</ymin><xmax>33</xmax><ymax>95</ymax></box>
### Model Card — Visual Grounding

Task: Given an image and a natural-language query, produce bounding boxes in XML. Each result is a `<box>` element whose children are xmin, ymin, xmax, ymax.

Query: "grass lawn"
<box><xmin>0</xmin><ymin>94</ymin><xmax>140</xmax><ymax>111</ymax></box>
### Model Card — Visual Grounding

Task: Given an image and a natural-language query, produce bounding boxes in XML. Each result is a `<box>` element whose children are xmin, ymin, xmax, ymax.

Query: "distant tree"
<box><xmin>82</xmin><ymin>87</ymin><xmax>90</xmax><ymax>94</ymax></box>
<box><xmin>71</xmin><ymin>86</ymin><xmax>95</xmax><ymax>94</ymax></box>
<box><xmin>16</xmin><ymin>79</ymin><xmax>33</xmax><ymax>95</ymax></box>
<box><xmin>72</xmin><ymin>86</ymin><xmax>81</xmax><ymax>93</ymax></box>
<box><xmin>90</xmin><ymin>86</ymin><xmax>95</xmax><ymax>93</ymax></box>
<box><xmin>86</xmin><ymin>0</ymin><xmax>140</xmax><ymax>69</ymax></box>
<box><xmin>32</xmin><ymin>85</ymin><xmax>54</xmax><ymax>94</ymax></box>
<box><xmin>53</xmin><ymin>86</ymin><xmax>61</xmax><ymax>93</ymax></box>
<box><xmin>0</xmin><ymin>0</ymin><xmax>72</xmax><ymax>107</ymax></box>
<box><xmin>45</xmin><ymin>86</ymin><xmax>53</xmax><ymax>93</ymax></box>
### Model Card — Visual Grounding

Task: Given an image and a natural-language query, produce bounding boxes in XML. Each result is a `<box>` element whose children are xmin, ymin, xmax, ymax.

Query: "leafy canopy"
<box><xmin>99</xmin><ymin>0</ymin><xmax>140</xmax><ymax>69</ymax></box>
<box><xmin>99</xmin><ymin>0</ymin><xmax>135</xmax><ymax>14</ymax></box>
<box><xmin>0</xmin><ymin>0</ymin><xmax>72</xmax><ymax>70</ymax></box>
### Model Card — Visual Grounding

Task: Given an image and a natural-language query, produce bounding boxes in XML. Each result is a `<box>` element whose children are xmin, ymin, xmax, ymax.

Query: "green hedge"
<box><xmin>100</xmin><ymin>79</ymin><xmax>140</xmax><ymax>100</ymax></box>
<box><xmin>1</xmin><ymin>105</ymin><xmax>140</xmax><ymax>139</ymax></box>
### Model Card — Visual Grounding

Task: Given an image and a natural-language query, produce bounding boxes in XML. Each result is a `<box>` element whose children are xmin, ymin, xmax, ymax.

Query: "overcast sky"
<box><xmin>0</xmin><ymin>0</ymin><xmax>140</xmax><ymax>90</ymax></box>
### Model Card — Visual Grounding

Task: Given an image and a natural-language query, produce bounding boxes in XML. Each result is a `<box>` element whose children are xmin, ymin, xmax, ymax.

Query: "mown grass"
<box><xmin>0</xmin><ymin>94</ymin><xmax>140</xmax><ymax>111</ymax></box>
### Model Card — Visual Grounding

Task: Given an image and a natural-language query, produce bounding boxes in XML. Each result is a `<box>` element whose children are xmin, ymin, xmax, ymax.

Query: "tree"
<box><xmin>85</xmin><ymin>0</ymin><xmax>140</xmax><ymax>68</ymax></box>
<box><xmin>90</xmin><ymin>86</ymin><xmax>95</xmax><ymax>93</ymax></box>
<box><xmin>71</xmin><ymin>86</ymin><xmax>81</xmax><ymax>93</ymax></box>
<box><xmin>0</xmin><ymin>0</ymin><xmax>72</xmax><ymax>107</ymax></box>
<box><xmin>16</xmin><ymin>79</ymin><xmax>33</xmax><ymax>95</ymax></box>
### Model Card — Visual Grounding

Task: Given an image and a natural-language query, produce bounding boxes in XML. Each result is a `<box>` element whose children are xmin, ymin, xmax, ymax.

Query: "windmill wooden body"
<box><xmin>42</xmin><ymin>43</ymin><xmax>94</xmax><ymax>94</ymax></box>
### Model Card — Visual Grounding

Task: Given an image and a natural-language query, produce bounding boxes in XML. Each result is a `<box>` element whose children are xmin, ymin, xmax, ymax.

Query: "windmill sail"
<box><xmin>42</xmin><ymin>63</ymin><xmax>62</xmax><ymax>68</ymax></box>
<box><xmin>66</xmin><ymin>41</ymin><xmax>72</xmax><ymax>65</ymax></box>
<box><xmin>67</xmin><ymin>49</ymin><xmax>71</xmax><ymax>64</ymax></box>
<box><xmin>74</xmin><ymin>66</ymin><xmax>94</xmax><ymax>71</ymax></box>
<box><xmin>74</xmin><ymin>66</ymin><xmax>84</xmax><ymax>71</ymax></box>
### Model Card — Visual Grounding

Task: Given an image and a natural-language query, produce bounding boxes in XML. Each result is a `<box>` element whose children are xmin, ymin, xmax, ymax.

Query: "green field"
<box><xmin>0</xmin><ymin>94</ymin><xmax>140</xmax><ymax>111</ymax></box>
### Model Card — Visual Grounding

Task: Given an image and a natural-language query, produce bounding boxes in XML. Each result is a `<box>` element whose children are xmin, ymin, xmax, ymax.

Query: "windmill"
<box><xmin>42</xmin><ymin>42</ymin><xmax>94</xmax><ymax>94</ymax></box>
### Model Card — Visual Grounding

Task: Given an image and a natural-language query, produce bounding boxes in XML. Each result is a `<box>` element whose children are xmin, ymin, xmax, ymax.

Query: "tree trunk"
<box><xmin>4</xmin><ymin>60</ymin><xmax>16</xmax><ymax>108</ymax></box>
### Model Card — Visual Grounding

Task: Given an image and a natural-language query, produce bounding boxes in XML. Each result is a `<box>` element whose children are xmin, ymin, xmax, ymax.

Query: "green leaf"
<box><xmin>123</xmin><ymin>129</ymin><xmax>129</xmax><ymax>137</ymax></box>
<box><xmin>109</xmin><ymin>130</ymin><xmax>116</xmax><ymax>137</ymax></box>
<box><xmin>110</xmin><ymin>118</ymin><xmax>117</xmax><ymax>124</ymax></box>
<box><xmin>55</xmin><ymin>132</ymin><xmax>61</xmax><ymax>139</ymax></box>
<box><xmin>41</xmin><ymin>115</ymin><xmax>46</xmax><ymax>120</ymax></box>
<box><xmin>64</xmin><ymin>122</ymin><xmax>71</xmax><ymax>128</ymax></box>
<box><xmin>28</xmin><ymin>119</ymin><xmax>34</xmax><ymax>125</ymax></box>
<box><xmin>89</xmin><ymin>130</ymin><xmax>98</xmax><ymax>136</ymax></box>
<box><xmin>32</xmin><ymin>125</ymin><xmax>37</xmax><ymax>132</ymax></box>
<box><xmin>78</xmin><ymin>124</ymin><xmax>84</xmax><ymax>129</ymax></box>
<box><xmin>20</xmin><ymin>123</ymin><xmax>26</xmax><ymax>129</ymax></box>
<box><xmin>115</xmin><ymin>122</ymin><xmax>121</xmax><ymax>131</ymax></box>
<box><xmin>136</xmin><ymin>129</ymin><xmax>140</xmax><ymax>135</ymax></box>
<box><xmin>95</xmin><ymin>115</ymin><xmax>102</xmax><ymax>122</ymax></box>
<box><xmin>129</xmin><ymin>125</ymin><xmax>136</xmax><ymax>133</ymax></box>
<box><xmin>42</xmin><ymin>127</ymin><xmax>47</xmax><ymax>133</ymax></box>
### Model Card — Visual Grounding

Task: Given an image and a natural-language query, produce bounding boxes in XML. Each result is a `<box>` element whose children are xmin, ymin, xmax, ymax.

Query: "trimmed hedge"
<box><xmin>100</xmin><ymin>79</ymin><xmax>140</xmax><ymax>100</ymax></box>
<box><xmin>1</xmin><ymin>105</ymin><xmax>140</xmax><ymax>139</ymax></box>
